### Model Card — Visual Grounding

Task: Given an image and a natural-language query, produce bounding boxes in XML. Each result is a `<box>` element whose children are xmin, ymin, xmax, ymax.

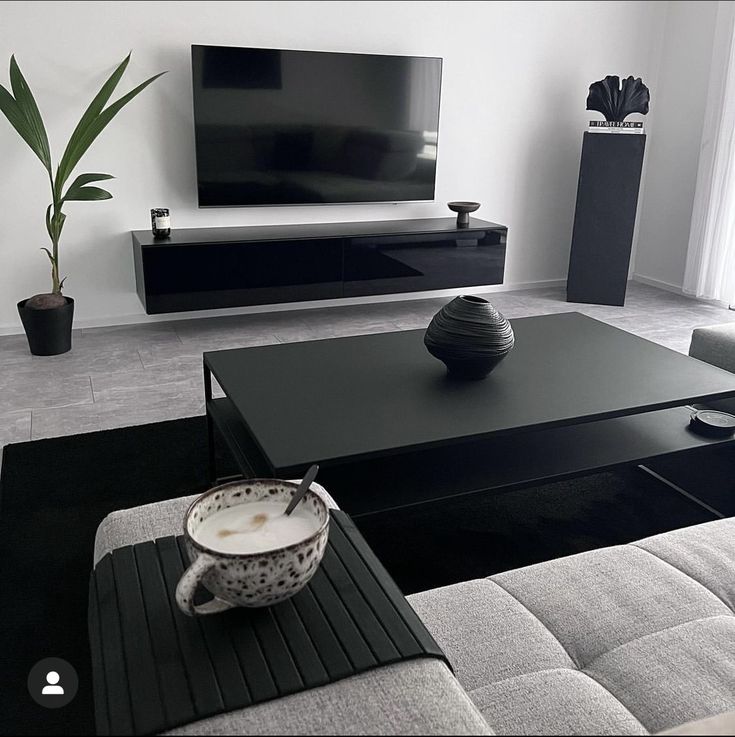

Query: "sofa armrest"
<box><xmin>164</xmin><ymin>660</ymin><xmax>493</xmax><ymax>736</ymax></box>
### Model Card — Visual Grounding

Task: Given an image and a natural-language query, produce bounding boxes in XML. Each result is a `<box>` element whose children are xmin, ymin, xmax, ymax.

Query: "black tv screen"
<box><xmin>191</xmin><ymin>45</ymin><xmax>442</xmax><ymax>207</ymax></box>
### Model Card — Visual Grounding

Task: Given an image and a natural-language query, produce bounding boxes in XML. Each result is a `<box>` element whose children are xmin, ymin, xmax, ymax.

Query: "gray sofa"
<box><xmin>94</xmin><ymin>493</ymin><xmax>735</xmax><ymax>736</ymax></box>
<box><xmin>690</xmin><ymin>322</ymin><xmax>735</xmax><ymax>374</ymax></box>
<box><xmin>689</xmin><ymin>322</ymin><xmax>735</xmax><ymax>416</ymax></box>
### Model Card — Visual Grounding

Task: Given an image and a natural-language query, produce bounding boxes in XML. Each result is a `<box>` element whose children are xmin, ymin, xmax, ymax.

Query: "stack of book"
<box><xmin>588</xmin><ymin>121</ymin><xmax>644</xmax><ymax>134</ymax></box>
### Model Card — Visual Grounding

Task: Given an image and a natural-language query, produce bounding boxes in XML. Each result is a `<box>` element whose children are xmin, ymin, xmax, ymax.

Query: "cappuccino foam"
<box><xmin>194</xmin><ymin>501</ymin><xmax>320</xmax><ymax>554</ymax></box>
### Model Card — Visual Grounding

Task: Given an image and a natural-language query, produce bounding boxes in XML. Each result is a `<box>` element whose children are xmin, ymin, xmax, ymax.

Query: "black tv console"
<box><xmin>131</xmin><ymin>217</ymin><xmax>507</xmax><ymax>314</ymax></box>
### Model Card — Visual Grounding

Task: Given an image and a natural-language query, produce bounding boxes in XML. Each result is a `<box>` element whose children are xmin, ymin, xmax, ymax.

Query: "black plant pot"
<box><xmin>17</xmin><ymin>297</ymin><xmax>74</xmax><ymax>356</ymax></box>
<box><xmin>424</xmin><ymin>295</ymin><xmax>514</xmax><ymax>380</ymax></box>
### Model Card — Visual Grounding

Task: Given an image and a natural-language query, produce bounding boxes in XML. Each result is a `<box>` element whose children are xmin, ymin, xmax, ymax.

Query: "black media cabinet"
<box><xmin>131</xmin><ymin>217</ymin><xmax>507</xmax><ymax>314</ymax></box>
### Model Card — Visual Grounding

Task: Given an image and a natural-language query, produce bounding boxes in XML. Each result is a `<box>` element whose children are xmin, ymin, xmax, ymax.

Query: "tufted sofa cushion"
<box><xmin>408</xmin><ymin>518</ymin><xmax>735</xmax><ymax>736</ymax></box>
<box><xmin>94</xmin><ymin>497</ymin><xmax>735</xmax><ymax>736</ymax></box>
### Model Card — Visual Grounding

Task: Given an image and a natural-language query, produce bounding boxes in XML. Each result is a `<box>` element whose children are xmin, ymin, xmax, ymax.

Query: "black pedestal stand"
<box><xmin>566</xmin><ymin>132</ymin><xmax>646</xmax><ymax>306</ymax></box>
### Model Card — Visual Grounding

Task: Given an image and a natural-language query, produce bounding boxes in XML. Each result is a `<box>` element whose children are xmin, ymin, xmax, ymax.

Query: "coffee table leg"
<box><xmin>204</xmin><ymin>363</ymin><xmax>216</xmax><ymax>483</ymax></box>
<box><xmin>637</xmin><ymin>465</ymin><xmax>726</xmax><ymax>519</ymax></box>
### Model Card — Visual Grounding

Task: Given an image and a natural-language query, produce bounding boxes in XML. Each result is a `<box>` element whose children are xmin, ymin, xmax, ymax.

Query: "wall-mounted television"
<box><xmin>191</xmin><ymin>45</ymin><xmax>442</xmax><ymax>207</ymax></box>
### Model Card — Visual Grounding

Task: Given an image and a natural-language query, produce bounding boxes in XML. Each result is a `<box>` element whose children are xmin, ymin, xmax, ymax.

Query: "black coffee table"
<box><xmin>204</xmin><ymin>312</ymin><xmax>735</xmax><ymax>516</ymax></box>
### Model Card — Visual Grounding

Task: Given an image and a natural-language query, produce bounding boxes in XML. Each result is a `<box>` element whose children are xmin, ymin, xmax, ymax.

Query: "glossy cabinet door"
<box><xmin>141</xmin><ymin>238</ymin><xmax>343</xmax><ymax>313</ymax></box>
<box><xmin>132</xmin><ymin>218</ymin><xmax>508</xmax><ymax>314</ymax></box>
<box><xmin>342</xmin><ymin>228</ymin><xmax>506</xmax><ymax>297</ymax></box>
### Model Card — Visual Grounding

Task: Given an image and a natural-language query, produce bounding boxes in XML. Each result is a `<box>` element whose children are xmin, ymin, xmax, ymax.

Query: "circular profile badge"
<box><xmin>28</xmin><ymin>657</ymin><xmax>78</xmax><ymax>709</ymax></box>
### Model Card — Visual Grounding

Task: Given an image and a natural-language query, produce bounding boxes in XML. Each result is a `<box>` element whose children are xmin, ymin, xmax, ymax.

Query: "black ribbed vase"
<box><xmin>424</xmin><ymin>295</ymin><xmax>515</xmax><ymax>379</ymax></box>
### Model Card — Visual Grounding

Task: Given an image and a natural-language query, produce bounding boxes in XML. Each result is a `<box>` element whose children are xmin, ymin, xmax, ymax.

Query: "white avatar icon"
<box><xmin>41</xmin><ymin>671</ymin><xmax>64</xmax><ymax>695</ymax></box>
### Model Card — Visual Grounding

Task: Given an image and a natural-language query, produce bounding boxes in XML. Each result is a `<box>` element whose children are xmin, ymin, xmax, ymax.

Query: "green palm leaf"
<box><xmin>0</xmin><ymin>81</ymin><xmax>49</xmax><ymax>170</ymax></box>
<box><xmin>55</xmin><ymin>54</ymin><xmax>131</xmax><ymax>195</ymax></box>
<box><xmin>56</xmin><ymin>67</ymin><xmax>165</xmax><ymax>194</ymax></box>
<box><xmin>63</xmin><ymin>172</ymin><xmax>114</xmax><ymax>201</ymax></box>
<box><xmin>9</xmin><ymin>56</ymin><xmax>51</xmax><ymax>173</ymax></box>
<box><xmin>0</xmin><ymin>51</ymin><xmax>164</xmax><ymax>295</ymax></box>
<box><xmin>64</xmin><ymin>185</ymin><xmax>112</xmax><ymax>202</ymax></box>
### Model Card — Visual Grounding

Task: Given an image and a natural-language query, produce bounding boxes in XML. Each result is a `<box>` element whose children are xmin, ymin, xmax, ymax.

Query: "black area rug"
<box><xmin>0</xmin><ymin>417</ymin><xmax>730</xmax><ymax>735</ymax></box>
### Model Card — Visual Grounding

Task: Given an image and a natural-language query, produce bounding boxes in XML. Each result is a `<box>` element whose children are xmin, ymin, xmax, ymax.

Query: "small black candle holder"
<box><xmin>447</xmin><ymin>201</ymin><xmax>480</xmax><ymax>228</ymax></box>
<box><xmin>151</xmin><ymin>208</ymin><xmax>171</xmax><ymax>239</ymax></box>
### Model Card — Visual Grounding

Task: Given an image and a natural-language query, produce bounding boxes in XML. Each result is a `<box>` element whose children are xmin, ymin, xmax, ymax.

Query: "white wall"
<box><xmin>0</xmin><ymin>0</ymin><xmax>666</xmax><ymax>332</ymax></box>
<box><xmin>633</xmin><ymin>0</ymin><xmax>719</xmax><ymax>292</ymax></box>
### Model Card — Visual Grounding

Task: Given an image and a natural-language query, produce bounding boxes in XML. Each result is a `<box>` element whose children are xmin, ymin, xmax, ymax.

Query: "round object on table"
<box><xmin>689</xmin><ymin>409</ymin><xmax>735</xmax><ymax>437</ymax></box>
<box><xmin>447</xmin><ymin>201</ymin><xmax>481</xmax><ymax>228</ymax></box>
<box><xmin>424</xmin><ymin>295</ymin><xmax>514</xmax><ymax>380</ymax></box>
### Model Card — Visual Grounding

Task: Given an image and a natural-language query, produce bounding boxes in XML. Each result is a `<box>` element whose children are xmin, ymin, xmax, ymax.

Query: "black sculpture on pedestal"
<box><xmin>567</xmin><ymin>75</ymin><xmax>650</xmax><ymax>307</ymax></box>
<box><xmin>586</xmin><ymin>75</ymin><xmax>650</xmax><ymax>121</ymax></box>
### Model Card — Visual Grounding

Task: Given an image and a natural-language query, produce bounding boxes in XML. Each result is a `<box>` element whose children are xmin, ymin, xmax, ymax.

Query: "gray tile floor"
<box><xmin>1</xmin><ymin>281</ymin><xmax>734</xmax><ymax>448</ymax></box>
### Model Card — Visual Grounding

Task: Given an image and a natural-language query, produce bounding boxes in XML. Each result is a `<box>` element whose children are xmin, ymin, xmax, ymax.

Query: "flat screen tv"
<box><xmin>191</xmin><ymin>45</ymin><xmax>442</xmax><ymax>207</ymax></box>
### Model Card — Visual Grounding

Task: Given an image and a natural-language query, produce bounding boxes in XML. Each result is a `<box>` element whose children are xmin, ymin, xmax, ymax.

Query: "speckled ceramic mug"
<box><xmin>175</xmin><ymin>479</ymin><xmax>330</xmax><ymax>616</ymax></box>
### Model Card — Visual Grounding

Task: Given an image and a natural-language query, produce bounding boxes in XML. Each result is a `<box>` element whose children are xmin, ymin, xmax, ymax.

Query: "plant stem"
<box><xmin>51</xmin><ymin>237</ymin><xmax>60</xmax><ymax>294</ymax></box>
<box><xmin>48</xmin><ymin>170</ymin><xmax>62</xmax><ymax>294</ymax></box>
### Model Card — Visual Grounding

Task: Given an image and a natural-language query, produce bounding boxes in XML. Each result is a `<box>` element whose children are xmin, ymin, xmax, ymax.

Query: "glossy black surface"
<box><xmin>343</xmin><ymin>227</ymin><xmax>505</xmax><ymax>297</ymax></box>
<box><xmin>140</xmin><ymin>238</ymin><xmax>342</xmax><ymax>313</ymax></box>
<box><xmin>192</xmin><ymin>45</ymin><xmax>442</xmax><ymax>207</ymax></box>
<box><xmin>204</xmin><ymin>312</ymin><xmax>735</xmax><ymax>475</ymax></box>
<box><xmin>132</xmin><ymin>218</ymin><xmax>507</xmax><ymax>314</ymax></box>
<box><xmin>132</xmin><ymin>217</ymin><xmax>502</xmax><ymax>247</ymax></box>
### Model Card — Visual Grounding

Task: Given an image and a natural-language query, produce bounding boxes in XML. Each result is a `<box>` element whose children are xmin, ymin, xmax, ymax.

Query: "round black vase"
<box><xmin>424</xmin><ymin>295</ymin><xmax>514</xmax><ymax>380</ymax></box>
<box><xmin>17</xmin><ymin>297</ymin><xmax>74</xmax><ymax>356</ymax></box>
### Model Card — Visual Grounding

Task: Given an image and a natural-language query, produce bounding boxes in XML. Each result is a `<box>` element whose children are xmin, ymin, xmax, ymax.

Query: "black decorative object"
<box><xmin>17</xmin><ymin>296</ymin><xmax>74</xmax><ymax>355</ymax></box>
<box><xmin>567</xmin><ymin>133</ymin><xmax>646</xmax><ymax>306</ymax></box>
<box><xmin>689</xmin><ymin>409</ymin><xmax>735</xmax><ymax>438</ymax></box>
<box><xmin>150</xmin><ymin>208</ymin><xmax>170</xmax><ymax>238</ymax></box>
<box><xmin>447</xmin><ymin>201</ymin><xmax>480</xmax><ymax>228</ymax></box>
<box><xmin>586</xmin><ymin>75</ymin><xmax>649</xmax><ymax>121</ymax></box>
<box><xmin>424</xmin><ymin>295</ymin><xmax>514</xmax><ymax>379</ymax></box>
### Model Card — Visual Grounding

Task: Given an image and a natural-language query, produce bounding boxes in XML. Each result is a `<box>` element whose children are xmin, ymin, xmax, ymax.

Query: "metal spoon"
<box><xmin>284</xmin><ymin>464</ymin><xmax>320</xmax><ymax>516</ymax></box>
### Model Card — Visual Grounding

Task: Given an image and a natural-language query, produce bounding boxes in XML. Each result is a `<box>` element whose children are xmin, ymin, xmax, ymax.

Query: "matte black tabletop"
<box><xmin>204</xmin><ymin>312</ymin><xmax>735</xmax><ymax>473</ymax></box>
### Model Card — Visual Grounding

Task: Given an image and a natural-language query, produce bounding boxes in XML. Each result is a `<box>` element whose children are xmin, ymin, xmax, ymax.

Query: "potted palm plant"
<box><xmin>0</xmin><ymin>54</ymin><xmax>164</xmax><ymax>355</ymax></box>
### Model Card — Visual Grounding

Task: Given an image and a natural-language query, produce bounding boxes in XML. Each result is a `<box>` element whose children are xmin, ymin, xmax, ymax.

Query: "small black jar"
<box><xmin>151</xmin><ymin>208</ymin><xmax>171</xmax><ymax>238</ymax></box>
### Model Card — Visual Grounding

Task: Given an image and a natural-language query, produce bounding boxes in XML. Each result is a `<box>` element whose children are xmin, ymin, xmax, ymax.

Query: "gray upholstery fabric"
<box><xmin>585</xmin><ymin>616</ymin><xmax>735</xmax><ymax>734</ymax></box>
<box><xmin>95</xmin><ymin>495</ymin><xmax>735</xmax><ymax>736</ymax></box>
<box><xmin>634</xmin><ymin>518</ymin><xmax>735</xmax><ymax>611</ymax></box>
<box><xmin>658</xmin><ymin>711</ymin><xmax>735</xmax><ymax>735</ymax></box>
<box><xmin>689</xmin><ymin>322</ymin><xmax>735</xmax><ymax>373</ymax></box>
<box><xmin>469</xmin><ymin>669</ymin><xmax>647</xmax><ymax>736</ymax></box>
<box><xmin>164</xmin><ymin>660</ymin><xmax>493</xmax><ymax>736</ymax></box>
<box><xmin>492</xmin><ymin>546</ymin><xmax>730</xmax><ymax>667</ymax></box>
<box><xmin>405</xmin><ymin>580</ymin><xmax>574</xmax><ymax>690</ymax></box>
<box><xmin>410</xmin><ymin>519</ymin><xmax>735</xmax><ymax>736</ymax></box>
<box><xmin>94</xmin><ymin>493</ymin><xmax>199</xmax><ymax>565</ymax></box>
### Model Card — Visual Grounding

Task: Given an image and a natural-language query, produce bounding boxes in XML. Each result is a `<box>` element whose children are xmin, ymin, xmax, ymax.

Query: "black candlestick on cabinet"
<box><xmin>566</xmin><ymin>132</ymin><xmax>646</xmax><ymax>306</ymax></box>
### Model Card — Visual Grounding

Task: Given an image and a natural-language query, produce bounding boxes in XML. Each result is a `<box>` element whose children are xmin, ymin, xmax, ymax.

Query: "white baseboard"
<box><xmin>632</xmin><ymin>273</ymin><xmax>735</xmax><ymax>309</ymax></box>
<box><xmin>631</xmin><ymin>273</ymin><xmax>685</xmax><ymax>295</ymax></box>
<box><xmin>0</xmin><ymin>279</ymin><xmax>567</xmax><ymax>336</ymax></box>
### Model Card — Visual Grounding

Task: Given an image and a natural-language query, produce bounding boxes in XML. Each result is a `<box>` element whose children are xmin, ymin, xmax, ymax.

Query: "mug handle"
<box><xmin>175</xmin><ymin>553</ymin><xmax>235</xmax><ymax>617</ymax></box>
